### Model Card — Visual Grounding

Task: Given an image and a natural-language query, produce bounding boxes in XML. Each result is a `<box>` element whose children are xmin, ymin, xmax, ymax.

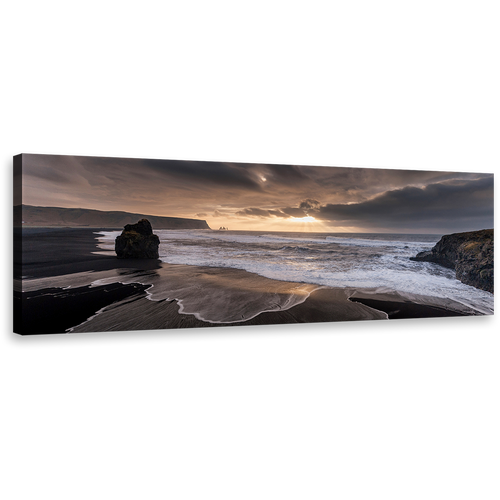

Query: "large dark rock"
<box><xmin>115</xmin><ymin>219</ymin><xmax>160</xmax><ymax>259</ymax></box>
<box><xmin>411</xmin><ymin>229</ymin><xmax>493</xmax><ymax>293</ymax></box>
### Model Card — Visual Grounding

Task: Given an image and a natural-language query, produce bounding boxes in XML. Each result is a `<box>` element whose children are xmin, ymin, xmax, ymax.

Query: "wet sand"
<box><xmin>14</xmin><ymin>228</ymin><xmax>476</xmax><ymax>335</ymax></box>
<box><xmin>68</xmin><ymin>286</ymin><xmax>388</xmax><ymax>333</ymax></box>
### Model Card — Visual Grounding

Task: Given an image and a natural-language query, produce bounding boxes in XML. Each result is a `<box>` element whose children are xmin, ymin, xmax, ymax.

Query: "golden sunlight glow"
<box><xmin>291</xmin><ymin>215</ymin><xmax>316</xmax><ymax>223</ymax></box>
<box><xmin>206</xmin><ymin>213</ymin><xmax>337</xmax><ymax>232</ymax></box>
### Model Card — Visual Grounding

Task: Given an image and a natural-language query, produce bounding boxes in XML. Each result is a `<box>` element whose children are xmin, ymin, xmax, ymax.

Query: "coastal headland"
<box><xmin>411</xmin><ymin>229</ymin><xmax>493</xmax><ymax>293</ymax></box>
<box><xmin>15</xmin><ymin>204</ymin><xmax>211</xmax><ymax>230</ymax></box>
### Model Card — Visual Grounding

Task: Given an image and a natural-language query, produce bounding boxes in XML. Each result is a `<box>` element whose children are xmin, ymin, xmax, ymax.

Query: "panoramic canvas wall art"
<box><xmin>13</xmin><ymin>154</ymin><xmax>494</xmax><ymax>335</ymax></box>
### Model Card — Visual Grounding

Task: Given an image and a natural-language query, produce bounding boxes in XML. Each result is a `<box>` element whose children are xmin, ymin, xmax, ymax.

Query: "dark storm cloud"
<box><xmin>140</xmin><ymin>159</ymin><xmax>265</xmax><ymax>191</ymax></box>
<box><xmin>299</xmin><ymin>199</ymin><xmax>321</xmax><ymax>211</ymax></box>
<box><xmin>300</xmin><ymin>165</ymin><xmax>490</xmax><ymax>203</ymax></box>
<box><xmin>237</xmin><ymin>199</ymin><xmax>322</xmax><ymax>219</ymax></box>
<box><xmin>317</xmin><ymin>176</ymin><xmax>494</xmax><ymax>230</ymax></box>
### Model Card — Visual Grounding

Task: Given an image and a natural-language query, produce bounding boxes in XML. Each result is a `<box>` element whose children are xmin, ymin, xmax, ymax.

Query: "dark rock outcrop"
<box><xmin>115</xmin><ymin>219</ymin><xmax>160</xmax><ymax>259</ymax></box>
<box><xmin>411</xmin><ymin>229</ymin><xmax>493</xmax><ymax>293</ymax></box>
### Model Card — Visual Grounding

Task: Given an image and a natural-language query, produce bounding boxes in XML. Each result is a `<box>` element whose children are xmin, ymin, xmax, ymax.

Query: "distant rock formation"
<box><xmin>411</xmin><ymin>229</ymin><xmax>493</xmax><ymax>293</ymax></box>
<box><xmin>115</xmin><ymin>219</ymin><xmax>160</xmax><ymax>259</ymax></box>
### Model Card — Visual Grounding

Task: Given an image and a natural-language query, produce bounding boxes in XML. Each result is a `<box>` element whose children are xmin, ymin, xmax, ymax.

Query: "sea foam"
<box><xmin>93</xmin><ymin>229</ymin><xmax>494</xmax><ymax>314</ymax></box>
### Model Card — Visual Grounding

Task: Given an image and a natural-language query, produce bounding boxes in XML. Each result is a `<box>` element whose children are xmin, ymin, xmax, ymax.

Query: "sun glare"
<box><xmin>292</xmin><ymin>216</ymin><xmax>316</xmax><ymax>223</ymax></box>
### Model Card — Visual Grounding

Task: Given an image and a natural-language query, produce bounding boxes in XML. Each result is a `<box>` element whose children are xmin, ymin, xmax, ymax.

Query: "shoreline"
<box><xmin>15</xmin><ymin>228</ymin><xmax>488</xmax><ymax>335</ymax></box>
<box><xmin>16</xmin><ymin>264</ymin><xmax>386</xmax><ymax>334</ymax></box>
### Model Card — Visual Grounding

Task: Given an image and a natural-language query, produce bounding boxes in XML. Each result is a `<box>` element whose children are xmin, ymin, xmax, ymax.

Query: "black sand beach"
<box><xmin>14</xmin><ymin>227</ymin><xmax>162</xmax><ymax>280</ymax></box>
<box><xmin>14</xmin><ymin>228</ymin><xmax>474</xmax><ymax>335</ymax></box>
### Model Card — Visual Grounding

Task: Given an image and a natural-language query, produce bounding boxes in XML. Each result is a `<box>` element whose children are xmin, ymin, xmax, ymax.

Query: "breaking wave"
<box><xmin>95</xmin><ymin>229</ymin><xmax>494</xmax><ymax>314</ymax></box>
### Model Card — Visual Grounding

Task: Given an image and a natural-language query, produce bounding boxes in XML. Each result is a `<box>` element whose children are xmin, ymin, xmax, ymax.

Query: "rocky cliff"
<box><xmin>115</xmin><ymin>219</ymin><xmax>160</xmax><ymax>259</ymax></box>
<box><xmin>411</xmin><ymin>229</ymin><xmax>493</xmax><ymax>293</ymax></box>
<box><xmin>15</xmin><ymin>205</ymin><xmax>211</xmax><ymax>229</ymax></box>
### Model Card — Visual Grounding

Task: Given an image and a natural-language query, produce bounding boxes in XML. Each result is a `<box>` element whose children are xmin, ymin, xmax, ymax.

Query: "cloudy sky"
<box><xmin>20</xmin><ymin>154</ymin><xmax>494</xmax><ymax>233</ymax></box>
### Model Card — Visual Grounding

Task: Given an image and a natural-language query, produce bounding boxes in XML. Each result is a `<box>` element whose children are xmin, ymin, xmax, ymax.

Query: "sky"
<box><xmin>19</xmin><ymin>154</ymin><xmax>494</xmax><ymax>233</ymax></box>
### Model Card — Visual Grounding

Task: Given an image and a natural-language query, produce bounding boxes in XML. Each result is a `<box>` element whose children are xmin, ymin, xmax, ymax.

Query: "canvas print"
<box><xmin>13</xmin><ymin>154</ymin><xmax>494</xmax><ymax>335</ymax></box>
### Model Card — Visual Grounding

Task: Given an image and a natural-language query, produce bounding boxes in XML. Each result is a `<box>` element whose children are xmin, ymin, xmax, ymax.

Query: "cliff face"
<box><xmin>411</xmin><ymin>229</ymin><xmax>494</xmax><ymax>293</ymax></box>
<box><xmin>15</xmin><ymin>205</ymin><xmax>211</xmax><ymax>229</ymax></box>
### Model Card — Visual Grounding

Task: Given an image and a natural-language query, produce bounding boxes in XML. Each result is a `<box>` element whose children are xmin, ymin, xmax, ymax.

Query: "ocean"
<box><xmin>96</xmin><ymin>230</ymin><xmax>494</xmax><ymax>315</ymax></box>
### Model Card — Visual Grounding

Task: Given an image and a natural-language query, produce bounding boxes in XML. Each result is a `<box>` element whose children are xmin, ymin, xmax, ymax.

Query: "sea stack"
<box><xmin>411</xmin><ymin>229</ymin><xmax>493</xmax><ymax>293</ymax></box>
<box><xmin>115</xmin><ymin>219</ymin><xmax>160</xmax><ymax>259</ymax></box>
